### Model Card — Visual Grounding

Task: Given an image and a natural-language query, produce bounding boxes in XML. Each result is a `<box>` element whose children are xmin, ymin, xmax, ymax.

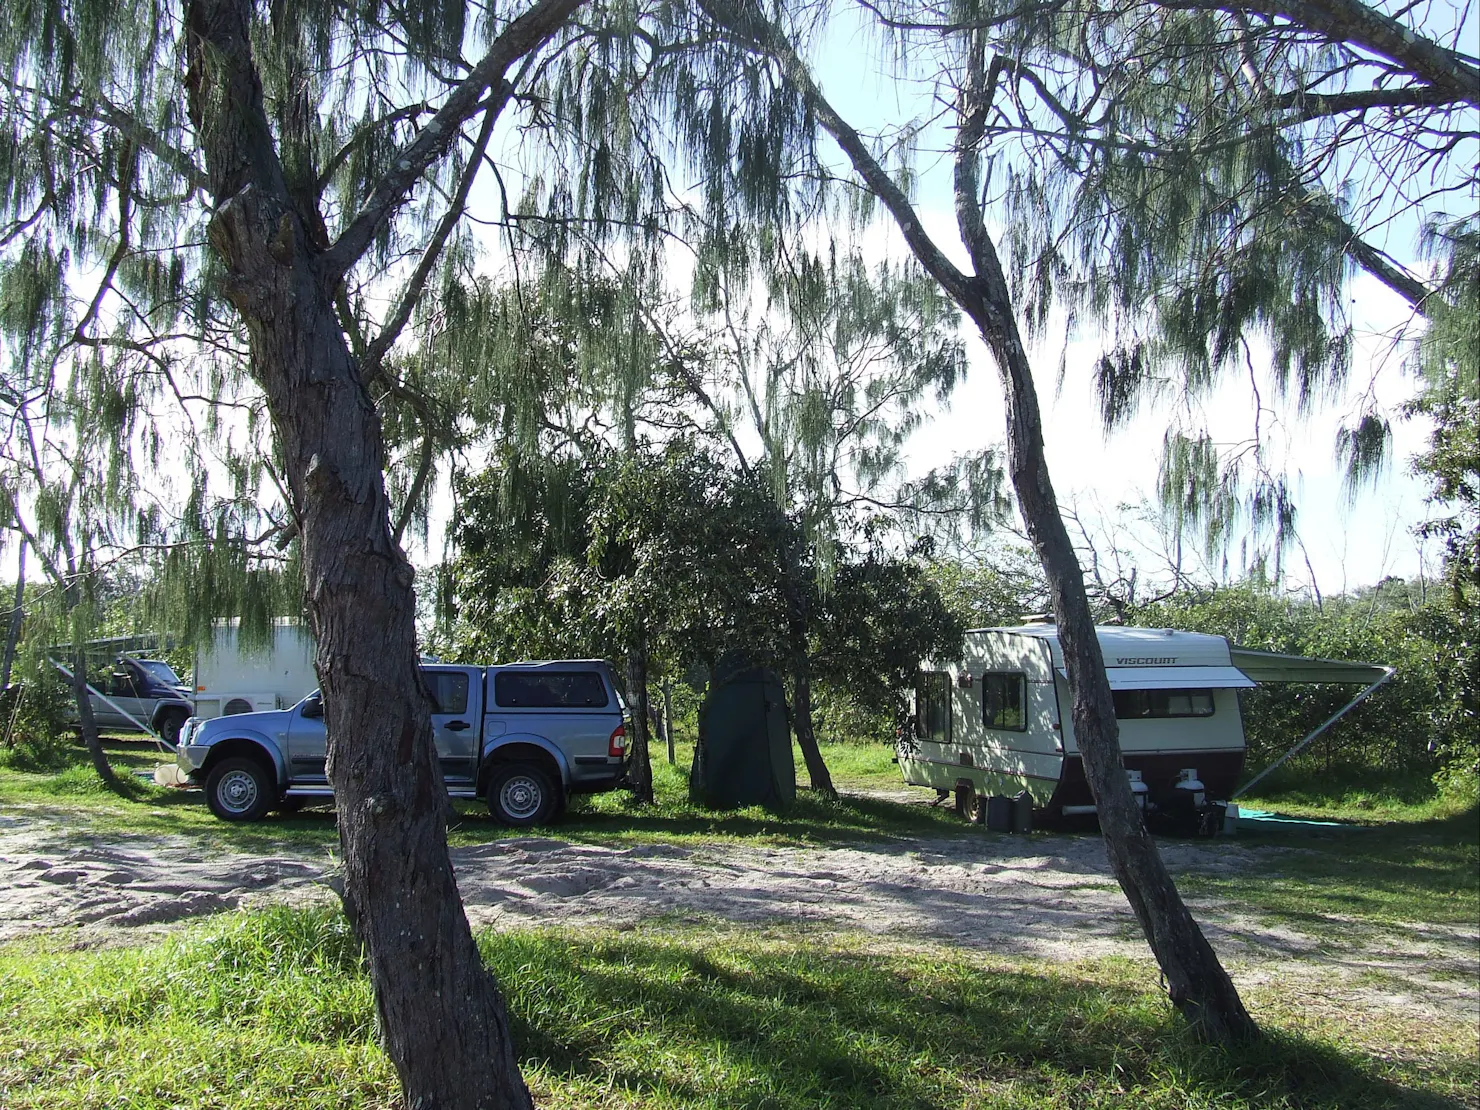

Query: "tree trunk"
<box><xmin>940</xmin><ymin>60</ymin><xmax>1259</xmax><ymax>1041</ymax></box>
<box><xmin>663</xmin><ymin>679</ymin><xmax>675</xmax><ymax>763</ymax></box>
<box><xmin>625</xmin><ymin>634</ymin><xmax>654</xmax><ymax>804</ymax></box>
<box><xmin>2</xmin><ymin>539</ymin><xmax>24</xmax><ymax>689</ymax></box>
<box><xmin>185</xmin><ymin>2</ymin><xmax>538</xmax><ymax>1105</ymax></box>
<box><xmin>689</xmin><ymin>665</ymin><xmax>714</xmax><ymax>801</ymax></box>
<box><xmin>71</xmin><ymin>646</ymin><xmax>121</xmax><ymax>792</ymax></box>
<box><xmin>788</xmin><ymin>650</ymin><xmax>834</xmax><ymax>798</ymax></box>
<box><xmin>779</xmin><ymin>564</ymin><xmax>835</xmax><ymax>798</ymax></box>
<box><xmin>706</xmin><ymin>7</ymin><xmax>1259</xmax><ymax>1042</ymax></box>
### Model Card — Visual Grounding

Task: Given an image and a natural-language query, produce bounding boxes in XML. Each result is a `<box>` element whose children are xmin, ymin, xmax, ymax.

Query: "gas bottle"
<box><xmin>1174</xmin><ymin>768</ymin><xmax>1206</xmax><ymax>808</ymax></box>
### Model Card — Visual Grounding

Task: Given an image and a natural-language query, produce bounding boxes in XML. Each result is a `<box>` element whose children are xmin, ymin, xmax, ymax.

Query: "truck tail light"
<box><xmin>608</xmin><ymin>724</ymin><xmax>627</xmax><ymax>757</ymax></box>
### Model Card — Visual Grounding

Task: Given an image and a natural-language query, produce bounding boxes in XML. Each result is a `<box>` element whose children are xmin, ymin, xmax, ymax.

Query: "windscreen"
<box><xmin>134</xmin><ymin>660</ymin><xmax>183</xmax><ymax>687</ymax></box>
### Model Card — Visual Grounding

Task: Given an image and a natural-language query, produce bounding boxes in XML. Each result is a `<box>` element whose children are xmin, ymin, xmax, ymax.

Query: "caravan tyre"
<box><xmin>487</xmin><ymin>763</ymin><xmax>556</xmax><ymax>828</ymax></box>
<box><xmin>205</xmin><ymin>757</ymin><xmax>275</xmax><ymax>822</ymax></box>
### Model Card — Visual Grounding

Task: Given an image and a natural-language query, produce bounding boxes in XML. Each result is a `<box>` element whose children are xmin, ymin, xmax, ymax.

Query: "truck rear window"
<box><xmin>494</xmin><ymin>671</ymin><xmax>609</xmax><ymax>708</ymax></box>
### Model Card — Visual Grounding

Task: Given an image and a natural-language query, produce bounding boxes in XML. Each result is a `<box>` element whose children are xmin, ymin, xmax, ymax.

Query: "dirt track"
<box><xmin>1</xmin><ymin>802</ymin><xmax>1474</xmax><ymax>1026</ymax></box>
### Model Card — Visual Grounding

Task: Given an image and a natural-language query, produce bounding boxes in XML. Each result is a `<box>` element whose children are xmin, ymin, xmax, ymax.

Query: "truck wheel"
<box><xmin>205</xmin><ymin>757</ymin><xmax>275</xmax><ymax>822</ymax></box>
<box><xmin>487</xmin><ymin>763</ymin><xmax>556</xmax><ymax>827</ymax></box>
<box><xmin>157</xmin><ymin>709</ymin><xmax>189</xmax><ymax>746</ymax></box>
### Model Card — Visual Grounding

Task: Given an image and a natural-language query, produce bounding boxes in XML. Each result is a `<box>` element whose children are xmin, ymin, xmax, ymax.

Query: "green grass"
<box><xmin>1238</xmin><ymin>767</ymin><xmax>1477</xmax><ymax>826</ymax></box>
<box><xmin>0</xmin><ymin>906</ymin><xmax>1473</xmax><ymax>1109</ymax></box>
<box><xmin>0</xmin><ymin>737</ymin><xmax>958</xmax><ymax>855</ymax></box>
<box><xmin>518</xmin><ymin>741</ymin><xmax>957</xmax><ymax>849</ymax></box>
<box><xmin>5</xmin><ymin>736</ymin><xmax>1476</xmax><ymax>942</ymax></box>
<box><xmin>1210</xmin><ymin>768</ymin><xmax>1480</xmax><ymax>936</ymax></box>
<box><xmin>1184</xmin><ymin>807</ymin><xmax>1480</xmax><ymax>941</ymax></box>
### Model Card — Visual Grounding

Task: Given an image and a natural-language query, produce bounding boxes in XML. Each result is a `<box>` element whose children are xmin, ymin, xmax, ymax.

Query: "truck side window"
<box><xmin>915</xmin><ymin>671</ymin><xmax>951</xmax><ymax>743</ymax></box>
<box><xmin>982</xmin><ymin>672</ymin><xmax>1028</xmax><ymax>731</ymax></box>
<box><xmin>494</xmin><ymin>671</ymin><xmax>608</xmax><ymax>708</ymax></box>
<box><xmin>423</xmin><ymin>671</ymin><xmax>470</xmax><ymax>715</ymax></box>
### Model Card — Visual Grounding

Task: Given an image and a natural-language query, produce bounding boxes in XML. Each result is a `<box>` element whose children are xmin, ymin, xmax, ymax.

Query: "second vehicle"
<box><xmin>176</xmin><ymin>660</ymin><xmax>630</xmax><ymax>826</ymax></box>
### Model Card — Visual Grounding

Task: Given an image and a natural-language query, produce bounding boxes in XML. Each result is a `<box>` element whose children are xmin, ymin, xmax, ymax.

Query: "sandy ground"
<box><xmin>1</xmin><ymin>797</ymin><xmax>1475</xmax><ymax>1025</ymax></box>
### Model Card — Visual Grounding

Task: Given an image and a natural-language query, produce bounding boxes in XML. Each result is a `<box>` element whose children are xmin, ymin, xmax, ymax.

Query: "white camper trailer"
<box><xmin>191</xmin><ymin>620</ymin><xmax>317</xmax><ymax>720</ymax></box>
<box><xmin>900</xmin><ymin>623</ymin><xmax>1390</xmax><ymax>822</ymax></box>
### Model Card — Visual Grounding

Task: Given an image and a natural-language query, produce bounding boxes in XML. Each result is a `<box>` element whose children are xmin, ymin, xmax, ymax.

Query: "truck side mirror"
<box><xmin>302</xmin><ymin>693</ymin><xmax>324</xmax><ymax>719</ymax></box>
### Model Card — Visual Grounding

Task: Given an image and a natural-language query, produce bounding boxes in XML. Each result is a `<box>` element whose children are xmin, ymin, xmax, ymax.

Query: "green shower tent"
<box><xmin>690</xmin><ymin>666</ymin><xmax>796</xmax><ymax>810</ymax></box>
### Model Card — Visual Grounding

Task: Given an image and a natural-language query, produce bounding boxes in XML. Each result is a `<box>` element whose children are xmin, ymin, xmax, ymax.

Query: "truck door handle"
<box><xmin>444</xmin><ymin>720</ymin><xmax>471</xmax><ymax>731</ymax></box>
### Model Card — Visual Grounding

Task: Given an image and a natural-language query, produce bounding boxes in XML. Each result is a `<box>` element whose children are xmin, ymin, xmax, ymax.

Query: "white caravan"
<box><xmin>191</xmin><ymin>620</ymin><xmax>317</xmax><ymax>720</ymax></box>
<box><xmin>900</xmin><ymin>623</ymin><xmax>1390</xmax><ymax>821</ymax></box>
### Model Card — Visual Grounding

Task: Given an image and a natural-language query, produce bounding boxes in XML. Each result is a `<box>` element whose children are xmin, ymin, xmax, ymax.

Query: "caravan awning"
<box><xmin>1229</xmin><ymin>648</ymin><xmax>1389</xmax><ymax>684</ymax></box>
<box><xmin>1057</xmin><ymin>666</ymin><xmax>1256</xmax><ymax>690</ymax></box>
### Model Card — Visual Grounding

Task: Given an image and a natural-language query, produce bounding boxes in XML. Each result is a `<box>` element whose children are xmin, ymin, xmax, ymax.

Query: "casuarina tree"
<box><xmin>4</xmin><ymin>0</ymin><xmax>585</xmax><ymax>1104</ymax></box>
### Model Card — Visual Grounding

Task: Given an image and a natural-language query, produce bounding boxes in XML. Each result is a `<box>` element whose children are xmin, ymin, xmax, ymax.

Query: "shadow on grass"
<box><xmin>1188</xmin><ymin>805</ymin><xmax>1480</xmax><ymax>929</ymax></box>
<box><xmin>483</xmin><ymin>929</ymin><xmax>1468</xmax><ymax>1109</ymax></box>
<box><xmin>461</xmin><ymin>788</ymin><xmax>969</xmax><ymax>848</ymax></box>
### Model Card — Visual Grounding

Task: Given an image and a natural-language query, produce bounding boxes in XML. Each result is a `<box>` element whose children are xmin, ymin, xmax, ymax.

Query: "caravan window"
<box><xmin>1112</xmin><ymin>688</ymin><xmax>1215</xmax><ymax>719</ymax></box>
<box><xmin>982</xmin><ymin>672</ymin><xmax>1028</xmax><ymax>731</ymax></box>
<box><xmin>915</xmin><ymin>672</ymin><xmax>951</xmax><ymax>743</ymax></box>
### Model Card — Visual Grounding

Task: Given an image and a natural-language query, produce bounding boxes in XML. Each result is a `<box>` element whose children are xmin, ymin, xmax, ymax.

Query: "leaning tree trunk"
<box><xmin>183</xmin><ymin>1</ymin><xmax>578</xmax><ymax>1104</ymax></box>
<box><xmin>2</xmin><ymin>539</ymin><xmax>24</xmax><ymax>689</ymax></box>
<box><xmin>934</xmin><ymin>45</ymin><xmax>1258</xmax><ymax>1043</ymax></box>
<box><xmin>707</xmin><ymin>5</ymin><xmax>1260</xmax><ymax>1043</ymax></box>
<box><xmin>780</xmin><ymin>567</ymin><xmax>836</xmax><ymax>798</ymax></box>
<box><xmin>70</xmin><ymin>645</ymin><xmax>121</xmax><ymax>792</ymax></box>
<box><xmin>625</xmin><ymin>632</ymin><xmax>654</xmax><ymax>805</ymax></box>
<box><xmin>788</xmin><ymin>649</ymin><xmax>834</xmax><ymax>798</ymax></box>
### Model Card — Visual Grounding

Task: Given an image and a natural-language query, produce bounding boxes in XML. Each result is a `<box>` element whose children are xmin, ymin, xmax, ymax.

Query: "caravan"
<box><xmin>901</xmin><ymin>623</ymin><xmax>1390</xmax><ymax>824</ymax></box>
<box><xmin>191</xmin><ymin>620</ymin><xmax>317</xmax><ymax>719</ymax></box>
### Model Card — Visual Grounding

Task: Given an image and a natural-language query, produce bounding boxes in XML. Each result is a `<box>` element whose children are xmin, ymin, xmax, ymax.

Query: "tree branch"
<box><xmin>320</xmin><ymin>0</ymin><xmax>583</xmax><ymax>282</ymax></box>
<box><xmin>1169</xmin><ymin>0</ymin><xmax>1480</xmax><ymax>104</ymax></box>
<box><xmin>361</xmin><ymin>94</ymin><xmax>504</xmax><ymax>384</ymax></box>
<box><xmin>698</xmin><ymin>0</ymin><xmax>978</xmax><ymax>313</ymax></box>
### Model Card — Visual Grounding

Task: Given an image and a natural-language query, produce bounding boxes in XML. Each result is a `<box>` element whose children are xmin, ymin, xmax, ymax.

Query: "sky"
<box><xmin>903</xmin><ymin>270</ymin><xmax>1439</xmax><ymax>595</ymax></box>
<box><xmin>794</xmin><ymin>9</ymin><xmax>1453</xmax><ymax>596</ymax></box>
<box><xmin>4</xmin><ymin>2</ymin><xmax>1460</xmax><ymax>602</ymax></box>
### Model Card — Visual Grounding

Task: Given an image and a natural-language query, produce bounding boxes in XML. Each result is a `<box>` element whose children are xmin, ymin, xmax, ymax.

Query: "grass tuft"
<box><xmin>1</xmin><ymin>912</ymin><xmax>1473</xmax><ymax>1109</ymax></box>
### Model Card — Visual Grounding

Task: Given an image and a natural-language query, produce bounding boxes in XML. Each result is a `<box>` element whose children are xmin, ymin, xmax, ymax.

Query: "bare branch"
<box><xmin>361</xmin><ymin>93</ymin><xmax>504</xmax><ymax>384</ymax></box>
<box><xmin>320</xmin><ymin>0</ymin><xmax>583</xmax><ymax>281</ymax></box>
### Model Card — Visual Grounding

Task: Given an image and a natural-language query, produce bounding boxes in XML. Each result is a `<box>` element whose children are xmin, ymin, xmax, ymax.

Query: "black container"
<box><xmin>986</xmin><ymin>794</ymin><xmax>1014</xmax><ymax>832</ymax></box>
<box><xmin>1013</xmin><ymin>791</ymin><xmax>1034</xmax><ymax>834</ymax></box>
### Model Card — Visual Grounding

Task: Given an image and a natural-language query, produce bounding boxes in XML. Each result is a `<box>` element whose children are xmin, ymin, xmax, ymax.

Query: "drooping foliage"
<box><xmin>639</xmin><ymin>0</ymin><xmax>1475</xmax><ymax>572</ymax></box>
<box><xmin>1408</xmin><ymin>219</ymin><xmax>1480</xmax><ymax>610</ymax></box>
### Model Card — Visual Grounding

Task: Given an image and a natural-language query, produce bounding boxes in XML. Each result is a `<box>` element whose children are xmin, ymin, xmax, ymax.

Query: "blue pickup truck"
<box><xmin>176</xmin><ymin>660</ymin><xmax>630</xmax><ymax>826</ymax></box>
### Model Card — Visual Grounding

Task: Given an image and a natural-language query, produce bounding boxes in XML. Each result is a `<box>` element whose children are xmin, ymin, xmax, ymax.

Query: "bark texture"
<box><xmin>71</xmin><ymin>645</ymin><xmax>121</xmax><ymax>792</ymax></box>
<box><xmin>781</xmin><ymin>571</ymin><xmax>836</xmax><ymax>798</ymax></box>
<box><xmin>625</xmin><ymin>635</ymin><xmax>654</xmax><ymax>804</ymax></box>
<box><xmin>662</xmin><ymin>680</ymin><xmax>675</xmax><ymax>763</ymax></box>
<box><xmin>702</xmin><ymin>0</ymin><xmax>1258</xmax><ymax>1043</ymax></box>
<box><xmin>2</xmin><ymin>542</ymin><xmax>23</xmax><ymax>689</ymax></box>
<box><xmin>183</xmin><ymin>0</ymin><xmax>576</xmax><ymax>1104</ymax></box>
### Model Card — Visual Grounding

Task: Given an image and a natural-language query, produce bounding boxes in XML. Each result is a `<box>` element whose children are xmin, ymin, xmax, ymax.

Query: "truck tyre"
<box><xmin>487</xmin><ymin>762</ymin><xmax>557</xmax><ymax>827</ymax></box>
<box><xmin>204</xmin><ymin>756</ymin><xmax>275</xmax><ymax>822</ymax></box>
<box><xmin>156</xmin><ymin>708</ymin><xmax>189</xmax><ymax>746</ymax></box>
